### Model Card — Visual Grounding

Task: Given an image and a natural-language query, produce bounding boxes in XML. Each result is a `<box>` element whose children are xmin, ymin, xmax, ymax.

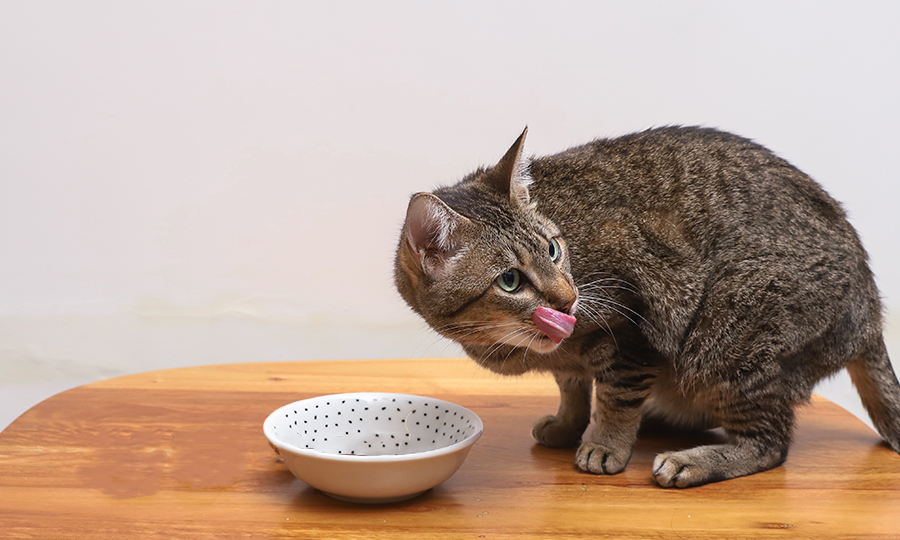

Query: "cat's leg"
<box><xmin>652</xmin><ymin>383</ymin><xmax>793</xmax><ymax>488</ymax></box>
<box><xmin>655</xmin><ymin>259</ymin><xmax>822</xmax><ymax>487</ymax></box>
<box><xmin>575</xmin><ymin>369</ymin><xmax>654</xmax><ymax>475</ymax></box>
<box><xmin>532</xmin><ymin>373</ymin><xmax>592</xmax><ymax>447</ymax></box>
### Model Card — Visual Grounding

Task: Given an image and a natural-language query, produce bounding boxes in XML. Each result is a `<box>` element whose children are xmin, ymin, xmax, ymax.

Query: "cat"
<box><xmin>394</xmin><ymin>126</ymin><xmax>900</xmax><ymax>488</ymax></box>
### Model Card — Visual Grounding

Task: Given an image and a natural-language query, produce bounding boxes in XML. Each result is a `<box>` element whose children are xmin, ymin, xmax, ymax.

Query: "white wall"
<box><xmin>1</xmin><ymin>1</ymin><xmax>898</xmax><ymax>431</ymax></box>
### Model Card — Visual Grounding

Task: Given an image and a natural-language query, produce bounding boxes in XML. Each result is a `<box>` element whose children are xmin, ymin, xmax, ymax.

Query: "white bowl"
<box><xmin>263</xmin><ymin>392</ymin><xmax>484</xmax><ymax>503</ymax></box>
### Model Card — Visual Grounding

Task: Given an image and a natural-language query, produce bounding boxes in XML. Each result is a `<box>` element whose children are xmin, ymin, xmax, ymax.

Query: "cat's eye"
<box><xmin>549</xmin><ymin>237</ymin><xmax>562</xmax><ymax>263</ymax></box>
<box><xmin>496</xmin><ymin>269</ymin><xmax>521</xmax><ymax>292</ymax></box>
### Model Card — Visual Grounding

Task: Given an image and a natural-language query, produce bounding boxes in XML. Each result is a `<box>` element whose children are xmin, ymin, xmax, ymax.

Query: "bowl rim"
<box><xmin>263</xmin><ymin>392</ymin><xmax>484</xmax><ymax>463</ymax></box>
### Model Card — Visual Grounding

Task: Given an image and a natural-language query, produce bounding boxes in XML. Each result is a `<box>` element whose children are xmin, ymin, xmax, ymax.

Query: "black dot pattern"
<box><xmin>269</xmin><ymin>393</ymin><xmax>482</xmax><ymax>457</ymax></box>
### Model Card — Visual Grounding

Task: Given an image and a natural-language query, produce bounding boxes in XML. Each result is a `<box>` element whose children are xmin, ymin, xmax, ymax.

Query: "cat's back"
<box><xmin>533</xmin><ymin>126</ymin><xmax>827</xmax><ymax>208</ymax></box>
<box><xmin>529</xmin><ymin>126</ymin><xmax>858</xmax><ymax>255</ymax></box>
<box><xmin>529</xmin><ymin>126</ymin><xmax>873</xmax><ymax>354</ymax></box>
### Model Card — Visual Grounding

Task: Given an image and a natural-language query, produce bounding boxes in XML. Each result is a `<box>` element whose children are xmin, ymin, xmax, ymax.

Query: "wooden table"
<box><xmin>1</xmin><ymin>358</ymin><xmax>898</xmax><ymax>539</ymax></box>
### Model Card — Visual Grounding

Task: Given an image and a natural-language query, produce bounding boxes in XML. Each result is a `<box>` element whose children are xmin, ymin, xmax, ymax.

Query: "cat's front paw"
<box><xmin>654</xmin><ymin>449</ymin><xmax>735</xmax><ymax>488</ymax></box>
<box><xmin>652</xmin><ymin>443</ymin><xmax>786</xmax><ymax>488</ymax></box>
<box><xmin>532</xmin><ymin>415</ymin><xmax>584</xmax><ymax>448</ymax></box>
<box><xmin>653</xmin><ymin>451</ymin><xmax>703</xmax><ymax>488</ymax></box>
<box><xmin>575</xmin><ymin>442</ymin><xmax>631</xmax><ymax>475</ymax></box>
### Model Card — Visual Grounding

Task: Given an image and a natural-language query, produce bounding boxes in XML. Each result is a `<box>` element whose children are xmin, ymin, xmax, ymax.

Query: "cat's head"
<box><xmin>394</xmin><ymin>129</ymin><xmax>579</xmax><ymax>361</ymax></box>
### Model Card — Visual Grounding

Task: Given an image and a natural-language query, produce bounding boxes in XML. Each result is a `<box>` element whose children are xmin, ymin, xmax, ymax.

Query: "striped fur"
<box><xmin>395</xmin><ymin>126</ymin><xmax>900</xmax><ymax>487</ymax></box>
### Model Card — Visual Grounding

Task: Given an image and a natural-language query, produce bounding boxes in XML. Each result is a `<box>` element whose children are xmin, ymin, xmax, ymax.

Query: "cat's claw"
<box><xmin>575</xmin><ymin>441</ymin><xmax>631</xmax><ymax>475</ymax></box>
<box><xmin>532</xmin><ymin>415</ymin><xmax>584</xmax><ymax>447</ymax></box>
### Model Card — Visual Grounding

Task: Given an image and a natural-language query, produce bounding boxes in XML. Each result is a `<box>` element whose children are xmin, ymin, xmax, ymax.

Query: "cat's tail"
<box><xmin>847</xmin><ymin>336</ymin><xmax>900</xmax><ymax>454</ymax></box>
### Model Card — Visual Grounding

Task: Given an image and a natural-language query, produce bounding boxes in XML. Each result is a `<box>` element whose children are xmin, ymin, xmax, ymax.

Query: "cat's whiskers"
<box><xmin>576</xmin><ymin>273</ymin><xmax>646</xmax><ymax>327</ymax></box>
<box><xmin>520</xmin><ymin>332</ymin><xmax>542</xmax><ymax>368</ymax></box>
<box><xmin>579</xmin><ymin>293</ymin><xmax>643</xmax><ymax>328</ymax></box>
<box><xmin>576</xmin><ymin>299</ymin><xmax>620</xmax><ymax>350</ymax></box>
<box><xmin>501</xmin><ymin>333</ymin><xmax>526</xmax><ymax>366</ymax></box>
<box><xmin>435</xmin><ymin>320</ymin><xmax>522</xmax><ymax>333</ymax></box>
<box><xmin>436</xmin><ymin>321</ymin><xmax>524</xmax><ymax>342</ymax></box>
<box><xmin>490</xmin><ymin>326</ymin><xmax>533</xmax><ymax>355</ymax></box>
<box><xmin>485</xmin><ymin>326</ymin><xmax>537</xmax><ymax>371</ymax></box>
<box><xmin>435</xmin><ymin>318</ymin><xmax>547</xmax><ymax>371</ymax></box>
<box><xmin>576</xmin><ymin>282</ymin><xmax>648</xmax><ymax>326</ymax></box>
<box><xmin>578</xmin><ymin>273</ymin><xmax>638</xmax><ymax>293</ymax></box>
<box><xmin>580</xmin><ymin>284</ymin><xmax>638</xmax><ymax>295</ymax></box>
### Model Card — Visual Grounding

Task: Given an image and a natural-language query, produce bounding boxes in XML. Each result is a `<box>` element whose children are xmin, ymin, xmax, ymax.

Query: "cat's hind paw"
<box><xmin>532</xmin><ymin>415</ymin><xmax>584</xmax><ymax>448</ymax></box>
<box><xmin>575</xmin><ymin>442</ymin><xmax>631</xmax><ymax>475</ymax></box>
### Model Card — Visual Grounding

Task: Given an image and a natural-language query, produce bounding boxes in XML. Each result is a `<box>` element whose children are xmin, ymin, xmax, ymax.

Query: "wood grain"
<box><xmin>1</xmin><ymin>358</ymin><xmax>898</xmax><ymax>539</ymax></box>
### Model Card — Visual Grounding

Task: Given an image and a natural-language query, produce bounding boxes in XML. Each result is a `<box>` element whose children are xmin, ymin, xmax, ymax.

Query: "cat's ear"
<box><xmin>484</xmin><ymin>127</ymin><xmax>532</xmax><ymax>206</ymax></box>
<box><xmin>403</xmin><ymin>192</ymin><xmax>470</xmax><ymax>279</ymax></box>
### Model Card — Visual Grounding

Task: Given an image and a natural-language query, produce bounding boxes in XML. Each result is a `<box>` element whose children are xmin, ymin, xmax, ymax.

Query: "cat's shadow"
<box><xmin>636</xmin><ymin>418</ymin><xmax>729</xmax><ymax>453</ymax></box>
<box><xmin>527</xmin><ymin>420</ymin><xmax>730</xmax><ymax>465</ymax></box>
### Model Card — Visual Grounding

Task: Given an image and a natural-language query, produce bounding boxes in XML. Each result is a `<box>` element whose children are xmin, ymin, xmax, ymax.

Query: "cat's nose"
<box><xmin>559</xmin><ymin>297</ymin><xmax>578</xmax><ymax>316</ymax></box>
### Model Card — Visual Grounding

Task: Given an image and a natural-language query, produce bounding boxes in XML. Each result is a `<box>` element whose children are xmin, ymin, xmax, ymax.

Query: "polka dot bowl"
<box><xmin>263</xmin><ymin>392</ymin><xmax>484</xmax><ymax>503</ymax></box>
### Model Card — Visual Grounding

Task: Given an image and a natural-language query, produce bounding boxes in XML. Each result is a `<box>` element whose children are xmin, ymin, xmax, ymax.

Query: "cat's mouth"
<box><xmin>455</xmin><ymin>307</ymin><xmax>578</xmax><ymax>357</ymax></box>
<box><xmin>532</xmin><ymin>306</ymin><xmax>577</xmax><ymax>344</ymax></box>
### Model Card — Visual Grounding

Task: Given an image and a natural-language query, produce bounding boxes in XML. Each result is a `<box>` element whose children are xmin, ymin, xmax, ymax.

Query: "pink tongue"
<box><xmin>532</xmin><ymin>306</ymin><xmax>577</xmax><ymax>344</ymax></box>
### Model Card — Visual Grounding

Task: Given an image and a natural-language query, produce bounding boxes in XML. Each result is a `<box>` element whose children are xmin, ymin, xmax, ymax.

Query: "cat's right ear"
<box><xmin>403</xmin><ymin>193</ymin><xmax>470</xmax><ymax>280</ymax></box>
<box><xmin>484</xmin><ymin>127</ymin><xmax>532</xmax><ymax>206</ymax></box>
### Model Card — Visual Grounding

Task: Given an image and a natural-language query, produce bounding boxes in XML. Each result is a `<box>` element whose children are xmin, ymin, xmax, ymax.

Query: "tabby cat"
<box><xmin>394</xmin><ymin>126</ymin><xmax>900</xmax><ymax>487</ymax></box>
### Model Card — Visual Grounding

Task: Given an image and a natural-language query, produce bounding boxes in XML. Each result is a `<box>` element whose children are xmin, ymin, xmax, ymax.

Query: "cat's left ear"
<box><xmin>484</xmin><ymin>127</ymin><xmax>532</xmax><ymax>206</ymax></box>
<box><xmin>403</xmin><ymin>192</ymin><xmax>471</xmax><ymax>280</ymax></box>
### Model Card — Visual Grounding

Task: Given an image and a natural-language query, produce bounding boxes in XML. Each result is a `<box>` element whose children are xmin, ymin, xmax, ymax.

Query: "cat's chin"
<box><xmin>529</xmin><ymin>336</ymin><xmax>563</xmax><ymax>354</ymax></box>
<box><xmin>464</xmin><ymin>337</ymin><xmax>562</xmax><ymax>376</ymax></box>
<box><xmin>496</xmin><ymin>333</ymin><xmax>561</xmax><ymax>355</ymax></box>
<box><xmin>473</xmin><ymin>354</ymin><xmax>535</xmax><ymax>376</ymax></box>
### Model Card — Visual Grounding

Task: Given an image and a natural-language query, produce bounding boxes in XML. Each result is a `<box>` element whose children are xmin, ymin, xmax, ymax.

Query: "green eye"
<box><xmin>496</xmin><ymin>269</ymin><xmax>521</xmax><ymax>292</ymax></box>
<box><xmin>549</xmin><ymin>237</ymin><xmax>562</xmax><ymax>262</ymax></box>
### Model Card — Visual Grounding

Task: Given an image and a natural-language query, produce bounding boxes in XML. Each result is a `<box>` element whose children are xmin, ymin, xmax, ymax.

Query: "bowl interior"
<box><xmin>267</xmin><ymin>393</ymin><xmax>481</xmax><ymax>457</ymax></box>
